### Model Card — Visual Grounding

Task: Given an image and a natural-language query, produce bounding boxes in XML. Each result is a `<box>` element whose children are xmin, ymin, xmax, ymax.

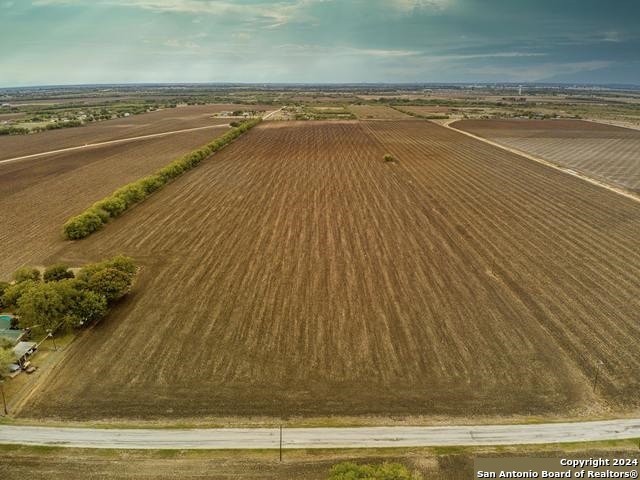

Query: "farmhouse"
<box><xmin>12</xmin><ymin>341</ymin><xmax>37</xmax><ymax>368</ymax></box>
<box><xmin>0</xmin><ymin>314</ymin><xmax>32</xmax><ymax>375</ymax></box>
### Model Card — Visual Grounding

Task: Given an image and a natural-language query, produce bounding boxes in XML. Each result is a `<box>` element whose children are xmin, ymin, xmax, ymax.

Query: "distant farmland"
<box><xmin>16</xmin><ymin>120</ymin><xmax>640</xmax><ymax>421</ymax></box>
<box><xmin>348</xmin><ymin>104</ymin><xmax>412</xmax><ymax>119</ymax></box>
<box><xmin>0</xmin><ymin>104</ymin><xmax>266</xmax><ymax>161</ymax></box>
<box><xmin>398</xmin><ymin>106</ymin><xmax>452</xmax><ymax>116</ymax></box>
<box><xmin>453</xmin><ymin>119</ymin><xmax>640</xmax><ymax>192</ymax></box>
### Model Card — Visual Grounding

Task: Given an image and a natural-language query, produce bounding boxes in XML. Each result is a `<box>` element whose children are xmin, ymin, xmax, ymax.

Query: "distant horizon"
<box><xmin>2</xmin><ymin>81</ymin><xmax>640</xmax><ymax>91</ymax></box>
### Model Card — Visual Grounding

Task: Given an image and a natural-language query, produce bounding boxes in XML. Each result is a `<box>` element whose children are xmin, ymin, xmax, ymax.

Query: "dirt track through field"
<box><xmin>15</xmin><ymin>120</ymin><xmax>640</xmax><ymax>421</ymax></box>
<box><xmin>0</xmin><ymin>104</ymin><xmax>264</xmax><ymax>161</ymax></box>
<box><xmin>0</xmin><ymin>124</ymin><xmax>228</xmax><ymax>165</ymax></box>
<box><xmin>0</xmin><ymin>127</ymin><xmax>231</xmax><ymax>277</ymax></box>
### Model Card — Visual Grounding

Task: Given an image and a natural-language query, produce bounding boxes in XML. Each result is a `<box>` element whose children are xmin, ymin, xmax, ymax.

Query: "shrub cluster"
<box><xmin>1</xmin><ymin>256</ymin><xmax>136</xmax><ymax>332</ymax></box>
<box><xmin>63</xmin><ymin>118</ymin><xmax>262</xmax><ymax>240</ymax></box>
<box><xmin>329</xmin><ymin>462</ymin><xmax>415</xmax><ymax>479</ymax></box>
<box><xmin>0</xmin><ymin>120</ymin><xmax>84</xmax><ymax>136</ymax></box>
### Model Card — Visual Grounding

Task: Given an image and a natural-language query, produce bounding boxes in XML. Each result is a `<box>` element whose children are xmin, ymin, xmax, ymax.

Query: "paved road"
<box><xmin>0</xmin><ymin>124</ymin><xmax>230</xmax><ymax>166</ymax></box>
<box><xmin>0</xmin><ymin>419</ymin><xmax>638</xmax><ymax>449</ymax></box>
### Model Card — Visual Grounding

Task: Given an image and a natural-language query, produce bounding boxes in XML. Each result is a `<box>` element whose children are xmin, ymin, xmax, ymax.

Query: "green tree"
<box><xmin>43</xmin><ymin>264</ymin><xmax>74</xmax><ymax>282</ymax></box>
<box><xmin>60</xmin><ymin>281</ymin><xmax>107</xmax><ymax>326</ymax></box>
<box><xmin>16</xmin><ymin>282</ymin><xmax>67</xmax><ymax>331</ymax></box>
<box><xmin>62</xmin><ymin>210</ymin><xmax>105</xmax><ymax>240</ymax></box>
<box><xmin>86</xmin><ymin>268</ymin><xmax>132</xmax><ymax>302</ymax></box>
<box><xmin>0</xmin><ymin>281</ymin><xmax>10</xmax><ymax>309</ymax></box>
<box><xmin>78</xmin><ymin>255</ymin><xmax>137</xmax><ymax>282</ymax></box>
<box><xmin>13</xmin><ymin>267</ymin><xmax>41</xmax><ymax>283</ymax></box>
<box><xmin>12</xmin><ymin>278</ymin><xmax>109</xmax><ymax>331</ymax></box>
<box><xmin>2</xmin><ymin>280</ymin><xmax>38</xmax><ymax>308</ymax></box>
<box><xmin>0</xmin><ymin>346</ymin><xmax>17</xmax><ymax>378</ymax></box>
<box><xmin>328</xmin><ymin>462</ymin><xmax>417</xmax><ymax>480</ymax></box>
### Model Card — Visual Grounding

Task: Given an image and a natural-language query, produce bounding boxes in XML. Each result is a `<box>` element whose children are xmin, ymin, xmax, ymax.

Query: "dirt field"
<box><xmin>0</xmin><ymin>126</ymin><xmax>230</xmax><ymax>277</ymax></box>
<box><xmin>0</xmin><ymin>104</ymin><xmax>268</xmax><ymax>161</ymax></box>
<box><xmin>10</xmin><ymin>120</ymin><xmax>639</xmax><ymax>421</ymax></box>
<box><xmin>399</xmin><ymin>106</ymin><xmax>452</xmax><ymax>116</ymax></box>
<box><xmin>348</xmin><ymin>104</ymin><xmax>412</xmax><ymax>119</ymax></box>
<box><xmin>0</xmin><ymin>112</ymin><xmax>27</xmax><ymax>121</ymax></box>
<box><xmin>453</xmin><ymin>119</ymin><xmax>640</xmax><ymax>192</ymax></box>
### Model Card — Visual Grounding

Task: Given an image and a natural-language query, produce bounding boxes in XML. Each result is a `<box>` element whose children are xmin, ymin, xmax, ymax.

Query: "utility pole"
<box><xmin>0</xmin><ymin>380</ymin><xmax>7</xmax><ymax>415</ymax></box>
<box><xmin>279</xmin><ymin>425</ymin><xmax>283</xmax><ymax>462</ymax></box>
<box><xmin>48</xmin><ymin>330</ymin><xmax>57</xmax><ymax>351</ymax></box>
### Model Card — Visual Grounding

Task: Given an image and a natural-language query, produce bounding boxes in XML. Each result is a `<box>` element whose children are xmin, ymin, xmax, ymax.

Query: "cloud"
<box><xmin>32</xmin><ymin>0</ymin><xmax>308</xmax><ymax>27</ymax></box>
<box><xmin>600</xmin><ymin>31</ymin><xmax>623</xmax><ymax>43</ymax></box>
<box><xmin>163</xmin><ymin>38</ymin><xmax>200</xmax><ymax>49</ymax></box>
<box><xmin>272</xmin><ymin>43</ymin><xmax>420</xmax><ymax>58</ymax></box>
<box><xmin>386</xmin><ymin>0</ymin><xmax>451</xmax><ymax>13</ymax></box>
<box><xmin>33</xmin><ymin>0</ymin><xmax>327</xmax><ymax>28</ymax></box>
<box><xmin>232</xmin><ymin>32</ymin><xmax>252</xmax><ymax>41</ymax></box>
<box><xmin>438</xmin><ymin>51</ymin><xmax>547</xmax><ymax>60</ymax></box>
<box><xmin>31</xmin><ymin>0</ymin><xmax>452</xmax><ymax>28</ymax></box>
<box><xmin>465</xmin><ymin>60</ymin><xmax>612</xmax><ymax>82</ymax></box>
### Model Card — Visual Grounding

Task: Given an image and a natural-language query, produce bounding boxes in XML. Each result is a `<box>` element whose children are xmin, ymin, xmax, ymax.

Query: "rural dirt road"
<box><xmin>1</xmin><ymin>419</ymin><xmax>639</xmax><ymax>449</ymax></box>
<box><xmin>0</xmin><ymin>124</ymin><xmax>230</xmax><ymax>165</ymax></box>
<box><xmin>262</xmin><ymin>106</ymin><xmax>284</xmax><ymax>119</ymax></box>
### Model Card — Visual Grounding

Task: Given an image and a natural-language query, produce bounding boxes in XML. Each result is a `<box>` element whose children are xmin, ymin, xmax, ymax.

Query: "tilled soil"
<box><xmin>13</xmin><ymin>120</ymin><xmax>640</xmax><ymax>421</ymax></box>
<box><xmin>453</xmin><ymin>119</ymin><xmax>640</xmax><ymax>192</ymax></box>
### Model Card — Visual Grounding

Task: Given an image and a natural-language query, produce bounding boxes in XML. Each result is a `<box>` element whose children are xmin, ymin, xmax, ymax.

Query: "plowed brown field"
<box><xmin>0</xmin><ymin>126</ymin><xmax>229</xmax><ymax>277</ymax></box>
<box><xmin>15</xmin><ymin>120</ymin><xmax>640</xmax><ymax>421</ymax></box>
<box><xmin>0</xmin><ymin>104</ymin><xmax>268</xmax><ymax>161</ymax></box>
<box><xmin>453</xmin><ymin>119</ymin><xmax>640</xmax><ymax>192</ymax></box>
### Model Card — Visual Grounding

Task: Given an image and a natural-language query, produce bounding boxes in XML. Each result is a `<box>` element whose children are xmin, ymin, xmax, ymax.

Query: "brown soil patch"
<box><xmin>453</xmin><ymin>119</ymin><xmax>640</xmax><ymax>192</ymax></box>
<box><xmin>0</xmin><ymin>104</ymin><xmax>268</xmax><ymax>161</ymax></box>
<box><xmin>11</xmin><ymin>120</ymin><xmax>639</xmax><ymax>421</ymax></box>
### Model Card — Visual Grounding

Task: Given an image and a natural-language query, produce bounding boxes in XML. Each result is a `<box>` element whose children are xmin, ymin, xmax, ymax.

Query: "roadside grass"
<box><xmin>1</xmin><ymin>441</ymin><xmax>639</xmax><ymax>480</ymax></box>
<box><xmin>3</xmin><ymin>411</ymin><xmax>639</xmax><ymax>429</ymax></box>
<box><xmin>1</xmin><ymin>439</ymin><xmax>638</xmax><ymax>459</ymax></box>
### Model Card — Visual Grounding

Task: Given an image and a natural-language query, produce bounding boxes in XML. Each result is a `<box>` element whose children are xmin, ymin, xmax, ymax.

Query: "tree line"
<box><xmin>0</xmin><ymin>255</ymin><xmax>137</xmax><ymax>333</ymax></box>
<box><xmin>63</xmin><ymin>117</ymin><xmax>262</xmax><ymax>240</ymax></box>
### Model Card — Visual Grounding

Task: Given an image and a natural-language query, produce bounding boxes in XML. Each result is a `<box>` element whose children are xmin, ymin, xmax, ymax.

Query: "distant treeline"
<box><xmin>0</xmin><ymin>120</ymin><xmax>83</xmax><ymax>136</ymax></box>
<box><xmin>63</xmin><ymin>118</ymin><xmax>262</xmax><ymax>240</ymax></box>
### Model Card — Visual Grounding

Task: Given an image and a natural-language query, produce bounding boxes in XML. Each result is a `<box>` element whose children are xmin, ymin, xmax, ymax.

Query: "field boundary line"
<box><xmin>584</xmin><ymin>117</ymin><xmax>640</xmax><ymax>132</ymax></box>
<box><xmin>0</xmin><ymin>124</ymin><xmax>230</xmax><ymax>165</ymax></box>
<box><xmin>444</xmin><ymin>120</ymin><xmax>640</xmax><ymax>204</ymax></box>
<box><xmin>0</xmin><ymin>419</ymin><xmax>639</xmax><ymax>449</ymax></box>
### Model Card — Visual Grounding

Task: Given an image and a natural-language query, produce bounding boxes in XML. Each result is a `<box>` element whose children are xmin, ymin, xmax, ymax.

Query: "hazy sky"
<box><xmin>1</xmin><ymin>0</ymin><xmax>639</xmax><ymax>87</ymax></box>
